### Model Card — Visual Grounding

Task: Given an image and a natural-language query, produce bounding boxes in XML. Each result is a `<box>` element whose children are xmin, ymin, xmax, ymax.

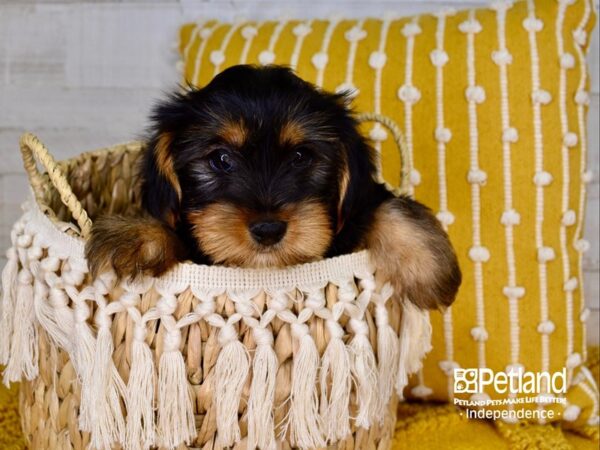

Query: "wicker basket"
<box><xmin>0</xmin><ymin>120</ymin><xmax>431</xmax><ymax>450</ymax></box>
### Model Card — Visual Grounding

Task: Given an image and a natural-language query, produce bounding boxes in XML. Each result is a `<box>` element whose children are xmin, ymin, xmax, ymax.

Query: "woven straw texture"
<box><xmin>3</xmin><ymin>347</ymin><xmax>600</xmax><ymax>449</ymax></box>
<box><xmin>176</xmin><ymin>0</ymin><xmax>599</xmax><ymax>431</ymax></box>
<box><xmin>1</xmin><ymin>134</ymin><xmax>432</xmax><ymax>450</ymax></box>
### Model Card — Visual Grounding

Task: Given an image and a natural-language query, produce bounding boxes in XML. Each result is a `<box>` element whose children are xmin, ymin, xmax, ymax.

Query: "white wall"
<box><xmin>0</xmin><ymin>0</ymin><xmax>598</xmax><ymax>344</ymax></box>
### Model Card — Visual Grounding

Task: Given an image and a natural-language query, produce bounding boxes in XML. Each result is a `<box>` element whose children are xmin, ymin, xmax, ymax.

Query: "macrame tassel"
<box><xmin>396</xmin><ymin>302</ymin><xmax>432</xmax><ymax>398</ymax></box>
<box><xmin>376</xmin><ymin>315</ymin><xmax>400</xmax><ymax>418</ymax></box>
<box><xmin>4</xmin><ymin>267</ymin><xmax>38</xmax><ymax>384</ymax></box>
<box><xmin>374</xmin><ymin>286</ymin><xmax>400</xmax><ymax>422</ymax></box>
<box><xmin>0</xmin><ymin>247</ymin><xmax>19</xmax><ymax>365</ymax></box>
<box><xmin>396</xmin><ymin>308</ymin><xmax>413</xmax><ymax>399</ymax></box>
<box><xmin>75</xmin><ymin>322</ymin><xmax>96</xmax><ymax>432</ymax></box>
<box><xmin>288</xmin><ymin>322</ymin><xmax>325</xmax><ymax>449</ymax></box>
<box><xmin>34</xmin><ymin>258</ymin><xmax>75</xmax><ymax>353</ymax></box>
<box><xmin>349</xmin><ymin>318</ymin><xmax>378</xmax><ymax>428</ymax></box>
<box><xmin>157</xmin><ymin>329</ymin><xmax>196</xmax><ymax>449</ymax></box>
<box><xmin>214</xmin><ymin>322</ymin><xmax>250</xmax><ymax>447</ymax></box>
<box><xmin>33</xmin><ymin>273</ymin><xmax>73</xmax><ymax>352</ymax></box>
<box><xmin>126</xmin><ymin>325</ymin><xmax>156</xmax><ymax>450</ymax></box>
<box><xmin>411</xmin><ymin>308</ymin><xmax>432</xmax><ymax>371</ymax></box>
<box><xmin>319</xmin><ymin>321</ymin><xmax>351</xmax><ymax>443</ymax></box>
<box><xmin>67</xmin><ymin>288</ymin><xmax>97</xmax><ymax>433</ymax></box>
<box><xmin>89</xmin><ymin>315</ymin><xmax>127</xmax><ymax>450</ymax></box>
<box><xmin>247</xmin><ymin>327</ymin><xmax>277</xmax><ymax>450</ymax></box>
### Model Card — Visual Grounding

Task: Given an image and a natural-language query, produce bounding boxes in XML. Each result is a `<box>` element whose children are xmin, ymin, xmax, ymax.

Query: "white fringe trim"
<box><xmin>349</xmin><ymin>317</ymin><xmax>379</xmax><ymax>428</ymax></box>
<box><xmin>126</xmin><ymin>323</ymin><xmax>156</xmax><ymax>450</ymax></box>
<box><xmin>157</xmin><ymin>330</ymin><xmax>196</xmax><ymax>449</ymax></box>
<box><xmin>319</xmin><ymin>321</ymin><xmax>351</xmax><ymax>442</ymax></box>
<box><xmin>0</xmin><ymin>199</ymin><xmax>436</xmax><ymax>449</ymax></box>
<box><xmin>247</xmin><ymin>326</ymin><xmax>278</xmax><ymax>450</ymax></box>
<box><xmin>375</xmin><ymin>283</ymin><xmax>400</xmax><ymax>422</ymax></box>
<box><xmin>0</xmin><ymin>247</ymin><xmax>19</xmax><ymax>366</ymax></box>
<box><xmin>213</xmin><ymin>316</ymin><xmax>250</xmax><ymax>447</ymax></box>
<box><xmin>89</xmin><ymin>315</ymin><xmax>127</xmax><ymax>449</ymax></box>
<box><xmin>4</xmin><ymin>266</ymin><xmax>38</xmax><ymax>384</ymax></box>
<box><xmin>396</xmin><ymin>301</ymin><xmax>433</xmax><ymax>398</ymax></box>
<box><xmin>287</xmin><ymin>322</ymin><xmax>325</xmax><ymax>449</ymax></box>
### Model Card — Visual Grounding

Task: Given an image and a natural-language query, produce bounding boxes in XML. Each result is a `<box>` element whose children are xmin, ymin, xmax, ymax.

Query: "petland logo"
<box><xmin>454</xmin><ymin>368</ymin><xmax>568</xmax><ymax>396</ymax></box>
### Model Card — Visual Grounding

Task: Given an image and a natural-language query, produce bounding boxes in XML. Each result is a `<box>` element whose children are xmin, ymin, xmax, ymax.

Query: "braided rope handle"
<box><xmin>20</xmin><ymin>133</ymin><xmax>93</xmax><ymax>238</ymax></box>
<box><xmin>355</xmin><ymin>112</ymin><xmax>411</xmax><ymax>196</ymax></box>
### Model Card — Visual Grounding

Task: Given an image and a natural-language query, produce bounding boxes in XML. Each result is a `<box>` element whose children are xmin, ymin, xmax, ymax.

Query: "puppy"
<box><xmin>86</xmin><ymin>65</ymin><xmax>461</xmax><ymax>309</ymax></box>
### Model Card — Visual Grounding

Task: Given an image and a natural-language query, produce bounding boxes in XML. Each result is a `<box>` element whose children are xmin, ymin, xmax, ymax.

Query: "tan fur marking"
<box><xmin>368</xmin><ymin>203</ymin><xmax>437</xmax><ymax>283</ymax></box>
<box><xmin>188</xmin><ymin>201</ymin><xmax>333</xmax><ymax>268</ymax></box>
<box><xmin>279</xmin><ymin>119</ymin><xmax>307</xmax><ymax>147</ymax></box>
<box><xmin>336</xmin><ymin>150</ymin><xmax>350</xmax><ymax>233</ymax></box>
<box><xmin>219</xmin><ymin>120</ymin><xmax>248</xmax><ymax>147</ymax></box>
<box><xmin>155</xmin><ymin>132</ymin><xmax>182</xmax><ymax>200</ymax></box>
<box><xmin>86</xmin><ymin>215</ymin><xmax>185</xmax><ymax>280</ymax></box>
<box><xmin>366</xmin><ymin>201</ymin><xmax>460</xmax><ymax>309</ymax></box>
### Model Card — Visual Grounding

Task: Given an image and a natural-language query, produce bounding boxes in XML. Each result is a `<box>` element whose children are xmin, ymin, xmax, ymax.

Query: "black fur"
<box><xmin>142</xmin><ymin>65</ymin><xmax>392</xmax><ymax>262</ymax></box>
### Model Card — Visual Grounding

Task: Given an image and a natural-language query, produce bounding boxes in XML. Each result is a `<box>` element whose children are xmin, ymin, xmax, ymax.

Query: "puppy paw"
<box><xmin>85</xmin><ymin>215</ymin><xmax>186</xmax><ymax>280</ymax></box>
<box><xmin>366</xmin><ymin>197</ymin><xmax>461</xmax><ymax>309</ymax></box>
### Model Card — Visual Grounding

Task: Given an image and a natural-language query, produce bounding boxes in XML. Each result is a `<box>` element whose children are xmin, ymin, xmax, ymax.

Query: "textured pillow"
<box><xmin>177</xmin><ymin>0</ymin><xmax>599</xmax><ymax>431</ymax></box>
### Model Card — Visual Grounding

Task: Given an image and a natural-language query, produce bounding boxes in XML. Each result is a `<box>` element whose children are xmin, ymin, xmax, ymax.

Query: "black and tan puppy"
<box><xmin>86</xmin><ymin>65</ymin><xmax>461</xmax><ymax>309</ymax></box>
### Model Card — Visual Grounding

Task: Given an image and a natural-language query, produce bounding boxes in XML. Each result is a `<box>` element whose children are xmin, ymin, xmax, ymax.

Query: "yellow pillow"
<box><xmin>178</xmin><ymin>0</ymin><xmax>598</xmax><ymax>432</ymax></box>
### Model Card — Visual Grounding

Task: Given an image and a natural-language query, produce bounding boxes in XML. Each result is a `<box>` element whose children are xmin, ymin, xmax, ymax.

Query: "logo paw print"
<box><xmin>454</xmin><ymin>368</ymin><xmax>478</xmax><ymax>394</ymax></box>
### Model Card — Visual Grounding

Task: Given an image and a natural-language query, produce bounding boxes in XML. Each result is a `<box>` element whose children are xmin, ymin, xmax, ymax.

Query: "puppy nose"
<box><xmin>249</xmin><ymin>220</ymin><xmax>287</xmax><ymax>245</ymax></box>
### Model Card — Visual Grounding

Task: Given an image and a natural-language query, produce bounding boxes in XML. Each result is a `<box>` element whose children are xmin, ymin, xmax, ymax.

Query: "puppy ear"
<box><xmin>141</xmin><ymin>88</ymin><xmax>204</xmax><ymax>228</ymax></box>
<box><xmin>141</xmin><ymin>131</ymin><xmax>181</xmax><ymax>228</ymax></box>
<box><xmin>335</xmin><ymin>121</ymin><xmax>380</xmax><ymax>233</ymax></box>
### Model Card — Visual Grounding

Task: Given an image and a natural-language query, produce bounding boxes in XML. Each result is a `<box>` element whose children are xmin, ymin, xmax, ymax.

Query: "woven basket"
<box><xmin>0</xmin><ymin>116</ymin><xmax>432</xmax><ymax>450</ymax></box>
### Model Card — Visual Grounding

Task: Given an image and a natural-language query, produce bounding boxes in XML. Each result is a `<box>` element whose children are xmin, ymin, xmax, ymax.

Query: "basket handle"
<box><xmin>20</xmin><ymin>133</ymin><xmax>93</xmax><ymax>238</ymax></box>
<box><xmin>355</xmin><ymin>112</ymin><xmax>411</xmax><ymax>195</ymax></box>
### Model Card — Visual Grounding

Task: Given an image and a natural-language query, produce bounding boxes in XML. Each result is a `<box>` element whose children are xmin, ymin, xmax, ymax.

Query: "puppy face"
<box><xmin>142</xmin><ymin>65</ymin><xmax>376</xmax><ymax>267</ymax></box>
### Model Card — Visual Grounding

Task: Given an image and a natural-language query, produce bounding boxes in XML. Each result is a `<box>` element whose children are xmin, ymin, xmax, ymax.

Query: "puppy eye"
<box><xmin>291</xmin><ymin>149</ymin><xmax>313</xmax><ymax>169</ymax></box>
<box><xmin>209</xmin><ymin>149</ymin><xmax>236</xmax><ymax>174</ymax></box>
